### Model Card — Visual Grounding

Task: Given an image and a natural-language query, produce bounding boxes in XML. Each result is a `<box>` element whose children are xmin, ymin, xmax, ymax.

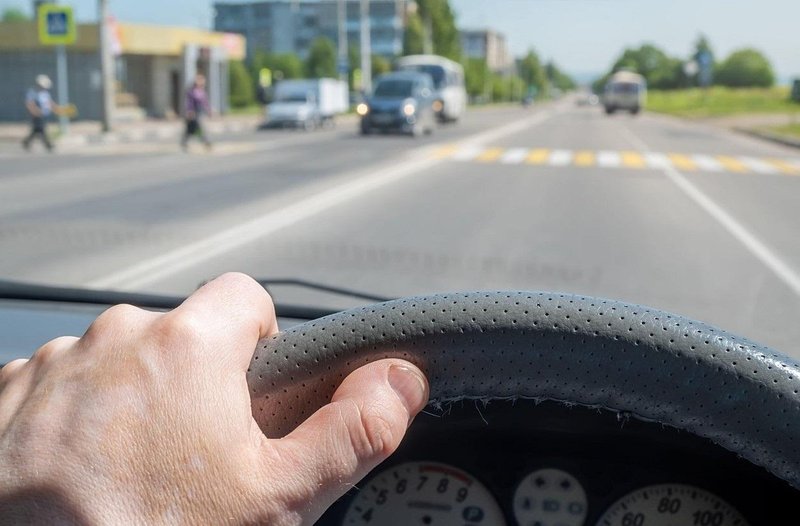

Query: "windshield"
<box><xmin>399</xmin><ymin>64</ymin><xmax>446</xmax><ymax>89</ymax></box>
<box><xmin>373</xmin><ymin>79</ymin><xmax>414</xmax><ymax>98</ymax></box>
<box><xmin>1</xmin><ymin>0</ymin><xmax>798</xmax><ymax>360</ymax></box>
<box><xmin>610</xmin><ymin>82</ymin><xmax>640</xmax><ymax>94</ymax></box>
<box><xmin>276</xmin><ymin>93</ymin><xmax>309</xmax><ymax>103</ymax></box>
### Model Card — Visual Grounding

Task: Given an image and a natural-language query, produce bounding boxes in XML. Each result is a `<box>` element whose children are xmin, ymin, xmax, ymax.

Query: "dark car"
<box><xmin>357</xmin><ymin>72</ymin><xmax>436</xmax><ymax>137</ymax></box>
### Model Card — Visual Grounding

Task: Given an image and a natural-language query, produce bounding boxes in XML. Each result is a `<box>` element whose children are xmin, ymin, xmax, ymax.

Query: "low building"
<box><xmin>214</xmin><ymin>0</ymin><xmax>406</xmax><ymax>61</ymax></box>
<box><xmin>460</xmin><ymin>28</ymin><xmax>513</xmax><ymax>74</ymax></box>
<box><xmin>0</xmin><ymin>21</ymin><xmax>246</xmax><ymax>121</ymax></box>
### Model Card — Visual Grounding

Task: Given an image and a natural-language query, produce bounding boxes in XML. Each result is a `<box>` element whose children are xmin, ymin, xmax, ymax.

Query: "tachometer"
<box><xmin>596</xmin><ymin>484</ymin><xmax>749</xmax><ymax>526</ymax></box>
<box><xmin>342</xmin><ymin>461</ymin><xmax>506</xmax><ymax>525</ymax></box>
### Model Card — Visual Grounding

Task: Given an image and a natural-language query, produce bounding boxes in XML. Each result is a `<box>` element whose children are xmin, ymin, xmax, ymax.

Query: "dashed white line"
<box><xmin>597</xmin><ymin>150</ymin><xmax>621</xmax><ymax>168</ymax></box>
<box><xmin>691</xmin><ymin>154</ymin><xmax>724</xmax><ymax>172</ymax></box>
<box><xmin>740</xmin><ymin>156</ymin><xmax>778</xmax><ymax>174</ymax></box>
<box><xmin>499</xmin><ymin>147</ymin><xmax>529</xmax><ymax>164</ymax></box>
<box><xmin>549</xmin><ymin>149</ymin><xmax>573</xmax><ymax>166</ymax></box>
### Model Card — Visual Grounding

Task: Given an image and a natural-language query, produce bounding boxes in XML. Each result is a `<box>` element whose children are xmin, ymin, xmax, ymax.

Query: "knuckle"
<box><xmin>30</xmin><ymin>336</ymin><xmax>76</xmax><ymax>365</ymax></box>
<box><xmin>347</xmin><ymin>401</ymin><xmax>400</xmax><ymax>460</ymax></box>
<box><xmin>0</xmin><ymin>358</ymin><xmax>29</xmax><ymax>381</ymax></box>
<box><xmin>86</xmin><ymin>303</ymin><xmax>144</xmax><ymax>337</ymax></box>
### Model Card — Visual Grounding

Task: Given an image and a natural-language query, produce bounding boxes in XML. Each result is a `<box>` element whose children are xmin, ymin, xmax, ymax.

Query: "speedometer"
<box><xmin>596</xmin><ymin>484</ymin><xmax>749</xmax><ymax>526</ymax></box>
<box><xmin>342</xmin><ymin>461</ymin><xmax>506</xmax><ymax>525</ymax></box>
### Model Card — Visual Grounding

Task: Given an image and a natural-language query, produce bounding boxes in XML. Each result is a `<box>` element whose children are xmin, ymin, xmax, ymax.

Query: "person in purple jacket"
<box><xmin>181</xmin><ymin>73</ymin><xmax>212</xmax><ymax>151</ymax></box>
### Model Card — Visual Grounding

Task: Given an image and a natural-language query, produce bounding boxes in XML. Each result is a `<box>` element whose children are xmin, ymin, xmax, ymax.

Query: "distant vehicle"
<box><xmin>603</xmin><ymin>71</ymin><xmax>646</xmax><ymax>115</ymax></box>
<box><xmin>576</xmin><ymin>92</ymin><xmax>599</xmax><ymax>106</ymax></box>
<box><xmin>357</xmin><ymin>72</ymin><xmax>436</xmax><ymax>137</ymax></box>
<box><xmin>263</xmin><ymin>79</ymin><xmax>348</xmax><ymax>130</ymax></box>
<box><xmin>396</xmin><ymin>55</ymin><xmax>467</xmax><ymax>123</ymax></box>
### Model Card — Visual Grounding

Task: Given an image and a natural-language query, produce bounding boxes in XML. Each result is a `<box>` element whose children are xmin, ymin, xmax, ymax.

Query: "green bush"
<box><xmin>715</xmin><ymin>49</ymin><xmax>775</xmax><ymax>88</ymax></box>
<box><xmin>229</xmin><ymin>60</ymin><xmax>255</xmax><ymax>108</ymax></box>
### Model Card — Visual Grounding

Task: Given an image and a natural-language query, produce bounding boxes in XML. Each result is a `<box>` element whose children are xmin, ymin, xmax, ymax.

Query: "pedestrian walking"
<box><xmin>181</xmin><ymin>73</ymin><xmax>212</xmax><ymax>151</ymax></box>
<box><xmin>22</xmin><ymin>75</ymin><xmax>62</xmax><ymax>152</ymax></box>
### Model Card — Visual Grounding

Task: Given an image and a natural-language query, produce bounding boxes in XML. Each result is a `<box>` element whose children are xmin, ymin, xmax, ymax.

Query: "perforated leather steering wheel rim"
<box><xmin>246</xmin><ymin>291</ymin><xmax>800</xmax><ymax>489</ymax></box>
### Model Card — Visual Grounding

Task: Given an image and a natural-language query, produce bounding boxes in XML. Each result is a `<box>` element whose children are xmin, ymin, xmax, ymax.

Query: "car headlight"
<box><xmin>432</xmin><ymin>99</ymin><xmax>443</xmax><ymax>113</ymax></box>
<box><xmin>356</xmin><ymin>103</ymin><xmax>369</xmax><ymax>116</ymax></box>
<box><xmin>402</xmin><ymin>103</ymin><xmax>416</xmax><ymax>116</ymax></box>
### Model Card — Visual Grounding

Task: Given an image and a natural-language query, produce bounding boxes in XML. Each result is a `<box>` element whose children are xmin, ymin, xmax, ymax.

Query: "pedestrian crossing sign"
<box><xmin>38</xmin><ymin>4</ymin><xmax>76</xmax><ymax>46</ymax></box>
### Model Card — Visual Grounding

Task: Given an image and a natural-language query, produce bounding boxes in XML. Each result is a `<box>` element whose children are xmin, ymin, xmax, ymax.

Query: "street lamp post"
<box><xmin>337</xmin><ymin>0</ymin><xmax>347</xmax><ymax>83</ymax></box>
<box><xmin>98</xmin><ymin>0</ymin><xmax>114</xmax><ymax>132</ymax></box>
<box><xmin>359</xmin><ymin>0</ymin><xmax>371</xmax><ymax>94</ymax></box>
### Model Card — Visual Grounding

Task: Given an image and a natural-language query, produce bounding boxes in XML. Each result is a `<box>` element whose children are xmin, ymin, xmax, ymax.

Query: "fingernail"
<box><xmin>388</xmin><ymin>364</ymin><xmax>429</xmax><ymax>416</ymax></box>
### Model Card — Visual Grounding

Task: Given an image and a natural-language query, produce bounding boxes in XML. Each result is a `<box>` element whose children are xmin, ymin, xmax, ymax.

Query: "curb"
<box><xmin>732</xmin><ymin>127</ymin><xmax>800</xmax><ymax>150</ymax></box>
<box><xmin>56</xmin><ymin>120</ymin><xmax>260</xmax><ymax>148</ymax></box>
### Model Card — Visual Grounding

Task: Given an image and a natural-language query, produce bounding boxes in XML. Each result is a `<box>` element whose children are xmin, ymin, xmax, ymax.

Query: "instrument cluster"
<box><xmin>318</xmin><ymin>400</ymin><xmax>794</xmax><ymax>525</ymax></box>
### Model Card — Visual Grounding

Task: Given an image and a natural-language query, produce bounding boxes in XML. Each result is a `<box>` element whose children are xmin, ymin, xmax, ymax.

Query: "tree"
<box><xmin>2</xmin><ymin>7</ymin><xmax>28</xmax><ymax>22</ymax></box>
<box><xmin>605</xmin><ymin>43</ymin><xmax>685</xmax><ymax>89</ymax></box>
<box><xmin>305</xmin><ymin>37</ymin><xmax>337</xmax><ymax>78</ymax></box>
<box><xmin>403</xmin><ymin>11</ymin><xmax>425</xmax><ymax>56</ymax></box>
<box><xmin>229</xmin><ymin>60</ymin><xmax>255</xmax><ymax>107</ymax></box>
<box><xmin>518</xmin><ymin>49</ymin><xmax>547</xmax><ymax>96</ymax></box>
<box><xmin>545</xmin><ymin>61</ymin><xmax>576</xmax><ymax>92</ymax></box>
<box><xmin>715</xmin><ymin>48</ymin><xmax>775</xmax><ymax>88</ymax></box>
<box><xmin>415</xmin><ymin>0</ymin><xmax>461</xmax><ymax>60</ymax></box>
<box><xmin>253</xmin><ymin>52</ymin><xmax>304</xmax><ymax>81</ymax></box>
<box><xmin>371</xmin><ymin>55</ymin><xmax>391</xmax><ymax>77</ymax></box>
<box><xmin>463</xmin><ymin>58</ymin><xmax>489</xmax><ymax>99</ymax></box>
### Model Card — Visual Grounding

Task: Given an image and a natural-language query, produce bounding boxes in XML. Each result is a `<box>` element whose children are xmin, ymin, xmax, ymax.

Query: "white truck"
<box><xmin>603</xmin><ymin>71</ymin><xmax>647</xmax><ymax>115</ymax></box>
<box><xmin>264</xmin><ymin>78</ymin><xmax>348</xmax><ymax>130</ymax></box>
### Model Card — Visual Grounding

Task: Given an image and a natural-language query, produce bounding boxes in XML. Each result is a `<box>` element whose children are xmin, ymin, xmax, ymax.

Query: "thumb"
<box><xmin>271</xmin><ymin>359</ymin><xmax>429</xmax><ymax>519</ymax></box>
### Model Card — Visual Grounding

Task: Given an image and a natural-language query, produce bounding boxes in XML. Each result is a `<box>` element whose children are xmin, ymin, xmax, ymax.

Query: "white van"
<box><xmin>396</xmin><ymin>55</ymin><xmax>467</xmax><ymax>123</ymax></box>
<box><xmin>603</xmin><ymin>71</ymin><xmax>647</xmax><ymax>115</ymax></box>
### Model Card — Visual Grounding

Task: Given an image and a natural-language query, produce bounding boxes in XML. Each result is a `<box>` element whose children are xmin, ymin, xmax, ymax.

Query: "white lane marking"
<box><xmin>597</xmin><ymin>150</ymin><xmax>621</xmax><ymax>168</ymax></box>
<box><xmin>87</xmin><ymin>110</ymin><xmax>554</xmax><ymax>289</ymax></box>
<box><xmin>452</xmin><ymin>146</ymin><xmax>483</xmax><ymax>161</ymax></box>
<box><xmin>548</xmin><ymin>149</ymin><xmax>573</xmax><ymax>166</ymax></box>
<box><xmin>499</xmin><ymin>147</ymin><xmax>529</xmax><ymax>164</ymax></box>
<box><xmin>620</xmin><ymin>124</ymin><xmax>800</xmax><ymax>297</ymax></box>
<box><xmin>740</xmin><ymin>156</ymin><xmax>778</xmax><ymax>174</ymax></box>
<box><xmin>692</xmin><ymin>154</ymin><xmax>724</xmax><ymax>172</ymax></box>
<box><xmin>644</xmin><ymin>152</ymin><xmax>671</xmax><ymax>169</ymax></box>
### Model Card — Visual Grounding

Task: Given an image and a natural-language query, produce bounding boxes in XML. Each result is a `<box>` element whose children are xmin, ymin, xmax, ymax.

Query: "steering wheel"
<box><xmin>246</xmin><ymin>291</ymin><xmax>800</xmax><ymax>490</ymax></box>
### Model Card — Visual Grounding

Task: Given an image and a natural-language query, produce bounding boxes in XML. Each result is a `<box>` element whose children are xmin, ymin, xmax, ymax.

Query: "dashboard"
<box><xmin>318</xmin><ymin>400</ymin><xmax>795</xmax><ymax>525</ymax></box>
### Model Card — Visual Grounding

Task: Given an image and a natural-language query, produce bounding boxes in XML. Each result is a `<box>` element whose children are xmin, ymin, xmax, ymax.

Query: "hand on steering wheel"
<box><xmin>0</xmin><ymin>273</ymin><xmax>429</xmax><ymax>525</ymax></box>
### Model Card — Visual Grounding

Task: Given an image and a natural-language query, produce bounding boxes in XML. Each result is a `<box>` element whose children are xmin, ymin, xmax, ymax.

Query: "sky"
<box><xmin>2</xmin><ymin>0</ymin><xmax>798</xmax><ymax>81</ymax></box>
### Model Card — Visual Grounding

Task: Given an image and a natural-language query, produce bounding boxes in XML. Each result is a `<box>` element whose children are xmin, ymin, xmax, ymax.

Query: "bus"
<box><xmin>396</xmin><ymin>55</ymin><xmax>467</xmax><ymax>123</ymax></box>
<box><xmin>602</xmin><ymin>70</ymin><xmax>647</xmax><ymax>115</ymax></box>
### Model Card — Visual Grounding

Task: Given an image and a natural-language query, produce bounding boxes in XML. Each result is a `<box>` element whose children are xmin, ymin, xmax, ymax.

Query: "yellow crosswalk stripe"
<box><xmin>525</xmin><ymin>148</ymin><xmax>550</xmax><ymax>164</ymax></box>
<box><xmin>668</xmin><ymin>153</ymin><xmax>697</xmax><ymax>171</ymax></box>
<box><xmin>767</xmin><ymin>159</ymin><xmax>800</xmax><ymax>175</ymax></box>
<box><xmin>432</xmin><ymin>144</ymin><xmax>458</xmax><ymax>159</ymax></box>
<box><xmin>715</xmin><ymin>156</ymin><xmax>748</xmax><ymax>173</ymax></box>
<box><xmin>573</xmin><ymin>151</ymin><xmax>594</xmax><ymax>166</ymax></box>
<box><xmin>621</xmin><ymin>151</ymin><xmax>646</xmax><ymax>168</ymax></box>
<box><xmin>476</xmin><ymin>147</ymin><xmax>504</xmax><ymax>162</ymax></box>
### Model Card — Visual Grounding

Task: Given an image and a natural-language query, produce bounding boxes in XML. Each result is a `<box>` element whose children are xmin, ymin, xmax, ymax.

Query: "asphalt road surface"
<box><xmin>2</xmin><ymin>99</ymin><xmax>799</xmax><ymax>358</ymax></box>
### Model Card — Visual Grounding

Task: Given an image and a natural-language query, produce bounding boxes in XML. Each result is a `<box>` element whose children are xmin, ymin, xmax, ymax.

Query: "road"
<box><xmin>2</xmin><ymin>100</ymin><xmax>799</xmax><ymax>357</ymax></box>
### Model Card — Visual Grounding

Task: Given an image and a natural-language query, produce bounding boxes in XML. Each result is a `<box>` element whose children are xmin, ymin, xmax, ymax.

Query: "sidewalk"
<box><xmin>0</xmin><ymin>114</ymin><xmax>264</xmax><ymax>148</ymax></box>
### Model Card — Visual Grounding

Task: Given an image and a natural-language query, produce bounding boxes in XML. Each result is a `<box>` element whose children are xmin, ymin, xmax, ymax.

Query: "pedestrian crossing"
<box><xmin>432</xmin><ymin>145</ymin><xmax>800</xmax><ymax>176</ymax></box>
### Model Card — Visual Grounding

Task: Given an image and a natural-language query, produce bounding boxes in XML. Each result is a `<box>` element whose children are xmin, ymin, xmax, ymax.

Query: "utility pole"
<box><xmin>359</xmin><ymin>0</ymin><xmax>371</xmax><ymax>93</ymax></box>
<box><xmin>337</xmin><ymin>0</ymin><xmax>347</xmax><ymax>83</ymax></box>
<box><xmin>98</xmin><ymin>0</ymin><xmax>114</xmax><ymax>132</ymax></box>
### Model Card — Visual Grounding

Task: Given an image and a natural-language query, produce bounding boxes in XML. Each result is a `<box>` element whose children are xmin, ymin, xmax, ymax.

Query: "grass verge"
<box><xmin>647</xmin><ymin>87</ymin><xmax>797</xmax><ymax>118</ymax></box>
